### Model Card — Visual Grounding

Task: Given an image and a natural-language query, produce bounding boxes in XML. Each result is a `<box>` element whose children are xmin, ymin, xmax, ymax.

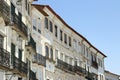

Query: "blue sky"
<box><xmin>35</xmin><ymin>0</ymin><xmax>120</xmax><ymax>74</ymax></box>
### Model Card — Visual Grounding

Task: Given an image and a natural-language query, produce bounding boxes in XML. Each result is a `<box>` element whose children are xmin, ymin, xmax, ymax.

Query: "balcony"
<box><xmin>29</xmin><ymin>70</ymin><xmax>38</xmax><ymax>80</ymax></box>
<box><xmin>12</xmin><ymin>56</ymin><xmax>28</xmax><ymax>76</ymax></box>
<box><xmin>11</xmin><ymin>13</ymin><xmax>28</xmax><ymax>38</ymax></box>
<box><xmin>0</xmin><ymin>47</ymin><xmax>10</xmax><ymax>69</ymax></box>
<box><xmin>92</xmin><ymin>61</ymin><xmax>98</xmax><ymax>69</ymax></box>
<box><xmin>56</xmin><ymin>59</ymin><xmax>74</xmax><ymax>73</ymax></box>
<box><xmin>0</xmin><ymin>0</ymin><xmax>28</xmax><ymax>38</ymax></box>
<box><xmin>0</xmin><ymin>0</ymin><xmax>10</xmax><ymax>25</ymax></box>
<box><xmin>85</xmin><ymin>71</ymin><xmax>94</xmax><ymax>80</ymax></box>
<box><xmin>74</xmin><ymin>65</ymin><xmax>86</xmax><ymax>75</ymax></box>
<box><xmin>27</xmin><ymin>36</ymin><xmax>36</xmax><ymax>52</ymax></box>
<box><xmin>33</xmin><ymin>54</ymin><xmax>46</xmax><ymax>67</ymax></box>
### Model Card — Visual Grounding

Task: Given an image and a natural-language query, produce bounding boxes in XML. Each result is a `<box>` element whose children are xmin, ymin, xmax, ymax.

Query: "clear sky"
<box><xmin>35</xmin><ymin>0</ymin><xmax>120</xmax><ymax>75</ymax></box>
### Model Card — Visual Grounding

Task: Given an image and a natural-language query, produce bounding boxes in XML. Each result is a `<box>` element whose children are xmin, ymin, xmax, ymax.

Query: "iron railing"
<box><xmin>74</xmin><ymin>65</ymin><xmax>86</xmax><ymax>75</ymax></box>
<box><xmin>56</xmin><ymin>59</ymin><xmax>74</xmax><ymax>72</ymax></box>
<box><xmin>33</xmin><ymin>54</ymin><xmax>46</xmax><ymax>67</ymax></box>
<box><xmin>0</xmin><ymin>47</ymin><xmax>10</xmax><ymax>68</ymax></box>
<box><xmin>11</xmin><ymin>13</ymin><xmax>28</xmax><ymax>37</ymax></box>
<box><xmin>12</xmin><ymin>56</ymin><xmax>28</xmax><ymax>75</ymax></box>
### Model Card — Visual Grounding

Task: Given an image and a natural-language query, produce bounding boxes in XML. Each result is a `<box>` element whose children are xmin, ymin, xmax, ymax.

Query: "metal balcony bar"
<box><xmin>12</xmin><ymin>13</ymin><xmax>28</xmax><ymax>37</ymax></box>
<box><xmin>33</xmin><ymin>54</ymin><xmax>46</xmax><ymax>67</ymax></box>
<box><xmin>56</xmin><ymin>59</ymin><xmax>74</xmax><ymax>72</ymax></box>
<box><xmin>0</xmin><ymin>47</ymin><xmax>10</xmax><ymax>68</ymax></box>
<box><xmin>74</xmin><ymin>65</ymin><xmax>86</xmax><ymax>75</ymax></box>
<box><xmin>12</xmin><ymin>56</ymin><xmax>28</xmax><ymax>74</ymax></box>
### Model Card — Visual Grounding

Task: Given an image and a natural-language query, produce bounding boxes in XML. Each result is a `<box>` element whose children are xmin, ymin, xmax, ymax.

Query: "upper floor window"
<box><xmin>73</xmin><ymin>39</ymin><xmax>77</xmax><ymax>49</ymax></box>
<box><xmin>25</xmin><ymin>0</ymin><xmax>27</xmax><ymax>10</ymax></box>
<box><xmin>69</xmin><ymin>37</ymin><xmax>71</xmax><ymax>46</ymax></box>
<box><xmin>49</xmin><ymin>21</ymin><xmax>53</xmax><ymax>32</ymax></box>
<box><xmin>60</xmin><ymin>30</ymin><xmax>63</xmax><ymax>41</ymax></box>
<box><xmin>32</xmin><ymin>19</ymin><xmax>37</xmax><ymax>30</ymax></box>
<box><xmin>50</xmin><ymin>47</ymin><xmax>53</xmax><ymax>60</ymax></box>
<box><xmin>60</xmin><ymin>53</ymin><xmax>63</xmax><ymax>60</ymax></box>
<box><xmin>54</xmin><ymin>25</ymin><xmax>58</xmax><ymax>37</ymax></box>
<box><xmin>45</xmin><ymin>17</ymin><xmax>48</xmax><ymax>29</ymax></box>
<box><xmin>0</xmin><ymin>35</ymin><xmax>4</xmax><ymax>48</ymax></box>
<box><xmin>64</xmin><ymin>33</ymin><xmax>67</xmax><ymax>44</ymax></box>
<box><xmin>91</xmin><ymin>54</ymin><xmax>97</xmax><ymax>62</ymax></box>
<box><xmin>11</xmin><ymin>3</ymin><xmax>15</xmax><ymax>14</ymax></box>
<box><xmin>25</xmin><ymin>0</ymin><xmax>30</xmax><ymax>15</ymax></box>
<box><xmin>45</xmin><ymin>45</ymin><xmax>49</xmax><ymax>58</ymax></box>
<box><xmin>86</xmin><ymin>47</ymin><xmax>89</xmax><ymax>57</ymax></box>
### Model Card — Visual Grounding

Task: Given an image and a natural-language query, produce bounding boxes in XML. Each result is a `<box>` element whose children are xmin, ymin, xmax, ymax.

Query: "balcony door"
<box><xmin>11</xmin><ymin>3</ymin><xmax>15</xmax><ymax>14</ymax></box>
<box><xmin>0</xmin><ymin>35</ymin><xmax>3</xmax><ymax>48</ymax></box>
<box><xmin>18</xmin><ymin>49</ymin><xmax>22</xmax><ymax>60</ymax></box>
<box><xmin>11</xmin><ymin>43</ymin><xmax>15</xmax><ymax>63</ymax></box>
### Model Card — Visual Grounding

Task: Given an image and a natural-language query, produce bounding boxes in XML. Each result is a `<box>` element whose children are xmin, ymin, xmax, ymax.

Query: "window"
<box><xmin>37</xmin><ymin>21</ymin><xmax>41</xmax><ymax>34</ymax></box>
<box><xmin>65</xmin><ymin>55</ymin><xmax>68</xmax><ymax>63</ymax></box>
<box><xmin>45</xmin><ymin>17</ymin><xmax>48</xmax><ymax>29</ymax></box>
<box><xmin>69</xmin><ymin>37</ymin><xmax>71</xmax><ymax>46</ymax></box>
<box><xmin>55</xmin><ymin>49</ymin><xmax>58</xmax><ymax>59</ymax></box>
<box><xmin>73</xmin><ymin>39</ymin><xmax>77</xmax><ymax>49</ymax></box>
<box><xmin>49</xmin><ymin>21</ymin><xmax>53</xmax><ymax>32</ymax></box>
<box><xmin>60</xmin><ymin>53</ymin><xmax>63</xmax><ymax>60</ymax></box>
<box><xmin>81</xmin><ymin>44</ymin><xmax>85</xmax><ymax>54</ymax></box>
<box><xmin>64</xmin><ymin>33</ymin><xmax>67</xmax><ymax>44</ymax></box>
<box><xmin>0</xmin><ymin>35</ymin><xmax>3</xmax><ymax>48</ymax></box>
<box><xmin>86</xmin><ymin>47</ymin><xmax>89</xmax><ymax>57</ymax></box>
<box><xmin>91</xmin><ymin>54</ymin><xmax>97</xmax><ymax>62</ymax></box>
<box><xmin>50</xmin><ymin>48</ymin><xmax>53</xmax><ymax>60</ymax></box>
<box><xmin>25</xmin><ymin>0</ymin><xmax>27</xmax><ymax>10</ymax></box>
<box><xmin>11</xmin><ymin>3</ymin><xmax>15</xmax><ymax>14</ymax></box>
<box><xmin>11</xmin><ymin>43</ymin><xmax>16</xmax><ymax>64</ymax></box>
<box><xmin>28</xmin><ymin>3</ymin><xmax>30</xmax><ymax>15</ymax></box>
<box><xmin>18</xmin><ymin>77</ymin><xmax>22</xmax><ymax>80</ymax></box>
<box><xmin>45</xmin><ymin>45</ymin><xmax>49</xmax><ymax>58</ymax></box>
<box><xmin>60</xmin><ymin>30</ymin><xmax>63</xmax><ymax>41</ymax></box>
<box><xmin>18</xmin><ymin>49</ymin><xmax>22</xmax><ymax>60</ymax></box>
<box><xmin>69</xmin><ymin>58</ymin><xmax>72</xmax><ymax>65</ymax></box>
<box><xmin>32</xmin><ymin>19</ymin><xmax>37</xmax><ymax>30</ymax></box>
<box><xmin>54</xmin><ymin>25</ymin><xmax>58</xmax><ymax>37</ymax></box>
<box><xmin>18</xmin><ymin>12</ymin><xmax>22</xmax><ymax>21</ymax></box>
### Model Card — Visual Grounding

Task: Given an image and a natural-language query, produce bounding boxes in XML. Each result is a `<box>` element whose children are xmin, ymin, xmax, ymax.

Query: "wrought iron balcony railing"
<box><xmin>28</xmin><ymin>36</ymin><xmax>36</xmax><ymax>52</ymax></box>
<box><xmin>29</xmin><ymin>70</ymin><xmax>38</xmax><ymax>80</ymax></box>
<box><xmin>12</xmin><ymin>56</ymin><xmax>28</xmax><ymax>75</ymax></box>
<box><xmin>0</xmin><ymin>0</ymin><xmax>28</xmax><ymax>37</ymax></box>
<box><xmin>11</xmin><ymin>13</ymin><xmax>28</xmax><ymax>37</ymax></box>
<box><xmin>92</xmin><ymin>61</ymin><xmax>98</xmax><ymax>69</ymax></box>
<box><xmin>56</xmin><ymin>59</ymin><xmax>74</xmax><ymax>72</ymax></box>
<box><xmin>85</xmin><ymin>71</ymin><xmax>94</xmax><ymax>80</ymax></box>
<box><xmin>0</xmin><ymin>47</ymin><xmax>10</xmax><ymax>68</ymax></box>
<box><xmin>33</xmin><ymin>54</ymin><xmax>46</xmax><ymax>67</ymax></box>
<box><xmin>74</xmin><ymin>65</ymin><xmax>86</xmax><ymax>75</ymax></box>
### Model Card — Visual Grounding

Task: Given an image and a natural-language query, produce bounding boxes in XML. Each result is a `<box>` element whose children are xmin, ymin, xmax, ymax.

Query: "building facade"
<box><xmin>0</xmin><ymin>0</ymin><xmax>38</xmax><ymax>80</ymax></box>
<box><xmin>31</xmin><ymin>4</ymin><xmax>107</xmax><ymax>80</ymax></box>
<box><xmin>105</xmin><ymin>70</ymin><xmax>120</xmax><ymax>80</ymax></box>
<box><xmin>0</xmin><ymin>0</ymin><xmax>106</xmax><ymax>80</ymax></box>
